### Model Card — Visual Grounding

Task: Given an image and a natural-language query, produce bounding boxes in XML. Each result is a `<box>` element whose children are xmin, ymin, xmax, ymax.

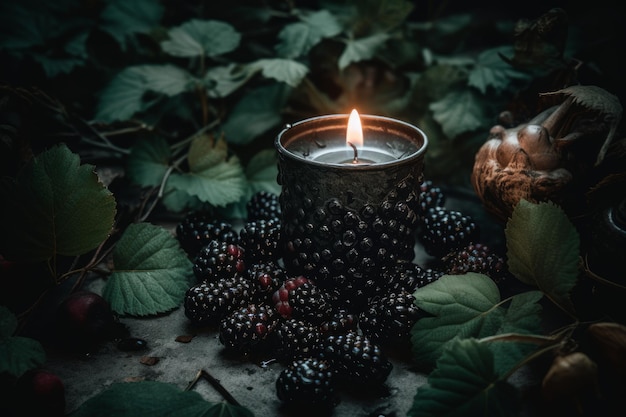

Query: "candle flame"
<box><xmin>346</xmin><ymin>109</ymin><xmax>363</xmax><ymax>148</ymax></box>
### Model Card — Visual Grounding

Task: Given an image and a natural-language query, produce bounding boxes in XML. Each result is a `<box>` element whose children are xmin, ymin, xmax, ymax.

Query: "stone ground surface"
<box><xmin>42</xmin><ymin>191</ymin><xmax>531</xmax><ymax>417</ymax></box>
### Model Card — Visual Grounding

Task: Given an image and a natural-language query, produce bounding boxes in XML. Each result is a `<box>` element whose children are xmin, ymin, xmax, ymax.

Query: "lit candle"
<box><xmin>281</xmin><ymin>110</ymin><xmax>416</xmax><ymax>165</ymax></box>
<box><xmin>274</xmin><ymin>111</ymin><xmax>428</xmax><ymax>310</ymax></box>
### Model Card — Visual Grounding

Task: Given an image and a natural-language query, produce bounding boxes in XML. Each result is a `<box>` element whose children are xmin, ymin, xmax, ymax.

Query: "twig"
<box><xmin>185</xmin><ymin>369</ymin><xmax>241</xmax><ymax>406</ymax></box>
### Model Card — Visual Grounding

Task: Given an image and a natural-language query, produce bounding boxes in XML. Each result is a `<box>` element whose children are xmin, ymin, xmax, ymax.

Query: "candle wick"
<box><xmin>348</xmin><ymin>141</ymin><xmax>359</xmax><ymax>164</ymax></box>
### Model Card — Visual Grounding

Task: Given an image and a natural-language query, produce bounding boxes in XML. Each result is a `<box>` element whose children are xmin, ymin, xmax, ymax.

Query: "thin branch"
<box><xmin>185</xmin><ymin>369</ymin><xmax>241</xmax><ymax>406</ymax></box>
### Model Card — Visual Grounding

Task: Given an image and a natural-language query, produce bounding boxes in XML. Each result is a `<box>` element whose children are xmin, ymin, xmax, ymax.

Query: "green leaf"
<box><xmin>0</xmin><ymin>144</ymin><xmax>116</xmax><ymax>262</ymax></box>
<box><xmin>275</xmin><ymin>10</ymin><xmax>341</xmax><ymax>59</ymax></box>
<box><xmin>300</xmin><ymin>9</ymin><xmax>343</xmax><ymax>39</ymax></box>
<box><xmin>161</xmin><ymin>19</ymin><xmax>241</xmax><ymax>58</ymax></box>
<box><xmin>505</xmin><ymin>199</ymin><xmax>579</xmax><ymax>314</ymax></box>
<box><xmin>221</xmin><ymin>83</ymin><xmax>291</xmax><ymax>145</ymax></box>
<box><xmin>338</xmin><ymin>33</ymin><xmax>389</xmax><ymax>70</ymax></box>
<box><xmin>410</xmin><ymin>274</ymin><xmax>542</xmax><ymax>367</ymax></box>
<box><xmin>468</xmin><ymin>47</ymin><xmax>531</xmax><ymax>94</ymax></box>
<box><xmin>408</xmin><ymin>338</ymin><xmax>520</xmax><ymax>417</ymax></box>
<box><xmin>251</xmin><ymin>58</ymin><xmax>309</xmax><ymax>87</ymax></box>
<box><xmin>0</xmin><ymin>306</ymin><xmax>17</xmax><ymax>339</ymax></box>
<box><xmin>100</xmin><ymin>0</ymin><xmax>164</xmax><ymax>48</ymax></box>
<box><xmin>96</xmin><ymin>65</ymin><xmax>194</xmax><ymax>122</ymax></box>
<box><xmin>32</xmin><ymin>31</ymin><xmax>88</xmax><ymax>77</ymax></box>
<box><xmin>70</xmin><ymin>380</ymin><xmax>254</xmax><ymax>417</ymax></box>
<box><xmin>167</xmin><ymin>134</ymin><xmax>247</xmax><ymax>207</ymax></box>
<box><xmin>103</xmin><ymin>223</ymin><xmax>193</xmax><ymax>316</ymax></box>
<box><xmin>0</xmin><ymin>307</ymin><xmax>46</xmax><ymax>377</ymax></box>
<box><xmin>489</xmin><ymin>291</ymin><xmax>543</xmax><ymax>375</ymax></box>
<box><xmin>204</xmin><ymin>64</ymin><xmax>255</xmax><ymax>98</ymax></box>
<box><xmin>429</xmin><ymin>89</ymin><xmax>487</xmax><ymax>139</ymax></box>
<box><xmin>275</xmin><ymin>22</ymin><xmax>312</xmax><ymax>59</ymax></box>
<box><xmin>126</xmin><ymin>137</ymin><xmax>172</xmax><ymax>188</ymax></box>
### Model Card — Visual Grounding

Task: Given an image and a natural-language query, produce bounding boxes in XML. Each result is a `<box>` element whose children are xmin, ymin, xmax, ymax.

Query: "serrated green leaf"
<box><xmin>96</xmin><ymin>65</ymin><xmax>194</xmax><ymax>122</ymax></box>
<box><xmin>0</xmin><ymin>307</ymin><xmax>46</xmax><ymax>377</ymax></box>
<box><xmin>161</xmin><ymin>187</ymin><xmax>205</xmax><ymax>213</ymax></box>
<box><xmin>0</xmin><ymin>144</ymin><xmax>116</xmax><ymax>262</ymax></box>
<box><xmin>468</xmin><ymin>47</ymin><xmax>531</xmax><ymax>94</ymax></box>
<box><xmin>338</xmin><ymin>33</ymin><xmax>389</xmax><ymax>70</ymax></box>
<box><xmin>167</xmin><ymin>135</ymin><xmax>247</xmax><ymax>207</ymax></box>
<box><xmin>429</xmin><ymin>89</ymin><xmax>487</xmax><ymax>139</ymax></box>
<box><xmin>221</xmin><ymin>83</ymin><xmax>291</xmax><ymax>145</ymax></box>
<box><xmin>126</xmin><ymin>137</ymin><xmax>172</xmax><ymax>188</ymax></box>
<box><xmin>100</xmin><ymin>0</ymin><xmax>164</xmax><ymax>48</ymax></box>
<box><xmin>275</xmin><ymin>10</ymin><xmax>341</xmax><ymax>59</ymax></box>
<box><xmin>0</xmin><ymin>336</ymin><xmax>47</xmax><ymax>378</ymax></box>
<box><xmin>275</xmin><ymin>22</ymin><xmax>312</xmax><ymax>59</ymax></box>
<box><xmin>70</xmin><ymin>380</ymin><xmax>254</xmax><ymax>417</ymax></box>
<box><xmin>32</xmin><ymin>30</ymin><xmax>88</xmax><ymax>77</ymax></box>
<box><xmin>505</xmin><ymin>200</ymin><xmax>579</xmax><ymax>314</ymax></box>
<box><xmin>187</xmin><ymin>133</ymin><xmax>229</xmax><ymax>170</ymax></box>
<box><xmin>103</xmin><ymin>223</ymin><xmax>192</xmax><ymax>316</ymax></box>
<box><xmin>489</xmin><ymin>291</ymin><xmax>543</xmax><ymax>375</ymax></box>
<box><xmin>408</xmin><ymin>338</ymin><xmax>520</xmax><ymax>417</ymax></box>
<box><xmin>300</xmin><ymin>9</ymin><xmax>343</xmax><ymax>38</ymax></box>
<box><xmin>204</xmin><ymin>64</ymin><xmax>255</xmax><ymax>98</ymax></box>
<box><xmin>410</xmin><ymin>274</ymin><xmax>542</xmax><ymax>367</ymax></box>
<box><xmin>168</xmin><ymin>168</ymin><xmax>246</xmax><ymax>208</ymax></box>
<box><xmin>161</xmin><ymin>19</ymin><xmax>241</xmax><ymax>58</ymax></box>
<box><xmin>251</xmin><ymin>58</ymin><xmax>309</xmax><ymax>87</ymax></box>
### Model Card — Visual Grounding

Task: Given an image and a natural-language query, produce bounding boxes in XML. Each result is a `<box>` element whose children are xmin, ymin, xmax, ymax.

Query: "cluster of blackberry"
<box><xmin>177</xmin><ymin>185</ymin><xmax>509</xmax><ymax>411</ymax></box>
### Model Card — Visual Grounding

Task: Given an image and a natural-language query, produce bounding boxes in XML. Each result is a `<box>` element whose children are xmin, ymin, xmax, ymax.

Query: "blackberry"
<box><xmin>184</xmin><ymin>276</ymin><xmax>253</xmax><ymax>326</ymax></box>
<box><xmin>320</xmin><ymin>331</ymin><xmax>392</xmax><ymax>385</ymax></box>
<box><xmin>359</xmin><ymin>290</ymin><xmax>425</xmax><ymax>345</ymax></box>
<box><xmin>176</xmin><ymin>212</ymin><xmax>238</xmax><ymax>257</ymax></box>
<box><xmin>193</xmin><ymin>240</ymin><xmax>246</xmax><ymax>282</ymax></box>
<box><xmin>319</xmin><ymin>309</ymin><xmax>358</xmax><ymax>336</ymax></box>
<box><xmin>441</xmin><ymin>243</ymin><xmax>508</xmax><ymax>283</ymax></box>
<box><xmin>275</xmin><ymin>318</ymin><xmax>322</xmax><ymax>361</ymax></box>
<box><xmin>272</xmin><ymin>276</ymin><xmax>332</xmax><ymax>324</ymax></box>
<box><xmin>248</xmin><ymin>260</ymin><xmax>287</xmax><ymax>304</ymax></box>
<box><xmin>383</xmin><ymin>262</ymin><xmax>444</xmax><ymax>293</ymax></box>
<box><xmin>247</xmin><ymin>191</ymin><xmax>282</xmax><ymax>222</ymax></box>
<box><xmin>419</xmin><ymin>207</ymin><xmax>480</xmax><ymax>258</ymax></box>
<box><xmin>418</xmin><ymin>180</ymin><xmax>446</xmax><ymax>219</ymax></box>
<box><xmin>276</xmin><ymin>357</ymin><xmax>336</xmax><ymax>411</ymax></box>
<box><xmin>219</xmin><ymin>303</ymin><xmax>279</xmax><ymax>354</ymax></box>
<box><xmin>239</xmin><ymin>218</ymin><xmax>283</xmax><ymax>264</ymax></box>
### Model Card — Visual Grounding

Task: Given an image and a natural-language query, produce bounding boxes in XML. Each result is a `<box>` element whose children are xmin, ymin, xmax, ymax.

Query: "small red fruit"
<box><xmin>55</xmin><ymin>290</ymin><xmax>115</xmax><ymax>352</ymax></box>
<box><xmin>14</xmin><ymin>369</ymin><xmax>65</xmax><ymax>417</ymax></box>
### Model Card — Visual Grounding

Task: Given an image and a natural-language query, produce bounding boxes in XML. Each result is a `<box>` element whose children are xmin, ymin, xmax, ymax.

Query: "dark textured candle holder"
<box><xmin>275</xmin><ymin>114</ymin><xmax>428</xmax><ymax>311</ymax></box>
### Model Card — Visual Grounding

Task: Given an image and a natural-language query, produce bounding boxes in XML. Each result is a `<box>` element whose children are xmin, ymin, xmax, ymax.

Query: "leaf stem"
<box><xmin>185</xmin><ymin>369</ymin><xmax>241</xmax><ymax>406</ymax></box>
<box><xmin>170</xmin><ymin>119</ymin><xmax>221</xmax><ymax>153</ymax></box>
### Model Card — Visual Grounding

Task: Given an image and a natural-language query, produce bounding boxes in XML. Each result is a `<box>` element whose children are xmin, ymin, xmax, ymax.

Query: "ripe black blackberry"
<box><xmin>441</xmin><ymin>242</ymin><xmax>508</xmax><ymax>284</ymax></box>
<box><xmin>239</xmin><ymin>218</ymin><xmax>283</xmax><ymax>264</ymax></box>
<box><xmin>272</xmin><ymin>276</ymin><xmax>332</xmax><ymax>324</ymax></box>
<box><xmin>184</xmin><ymin>276</ymin><xmax>253</xmax><ymax>326</ymax></box>
<box><xmin>418</xmin><ymin>207</ymin><xmax>480</xmax><ymax>258</ymax></box>
<box><xmin>176</xmin><ymin>212</ymin><xmax>238</xmax><ymax>257</ymax></box>
<box><xmin>246</xmin><ymin>191</ymin><xmax>281</xmax><ymax>222</ymax></box>
<box><xmin>320</xmin><ymin>330</ymin><xmax>392</xmax><ymax>385</ymax></box>
<box><xmin>359</xmin><ymin>290</ymin><xmax>425</xmax><ymax>345</ymax></box>
<box><xmin>275</xmin><ymin>318</ymin><xmax>322</xmax><ymax>361</ymax></box>
<box><xmin>276</xmin><ymin>357</ymin><xmax>337</xmax><ymax>412</ymax></box>
<box><xmin>218</xmin><ymin>303</ymin><xmax>279</xmax><ymax>354</ymax></box>
<box><xmin>248</xmin><ymin>260</ymin><xmax>287</xmax><ymax>304</ymax></box>
<box><xmin>319</xmin><ymin>308</ymin><xmax>358</xmax><ymax>336</ymax></box>
<box><xmin>418</xmin><ymin>180</ymin><xmax>446</xmax><ymax>219</ymax></box>
<box><xmin>193</xmin><ymin>240</ymin><xmax>246</xmax><ymax>282</ymax></box>
<box><xmin>382</xmin><ymin>262</ymin><xmax>444</xmax><ymax>294</ymax></box>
